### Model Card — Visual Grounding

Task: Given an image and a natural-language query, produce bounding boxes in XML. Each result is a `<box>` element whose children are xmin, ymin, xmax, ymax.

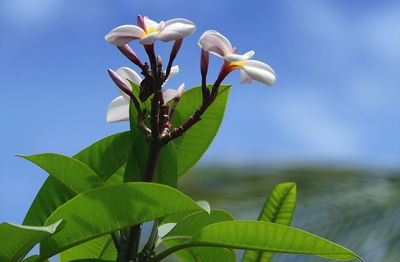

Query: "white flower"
<box><xmin>198</xmin><ymin>30</ymin><xmax>276</xmax><ymax>86</ymax></box>
<box><xmin>105</xmin><ymin>15</ymin><xmax>196</xmax><ymax>46</ymax></box>
<box><xmin>106</xmin><ymin>66</ymin><xmax>180</xmax><ymax>123</ymax></box>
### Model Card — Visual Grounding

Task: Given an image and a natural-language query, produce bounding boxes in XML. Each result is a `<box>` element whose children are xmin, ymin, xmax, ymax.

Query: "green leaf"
<box><xmin>23</xmin><ymin>132</ymin><xmax>132</xmax><ymax>226</ymax></box>
<box><xmin>171</xmin><ymin>84</ymin><xmax>231</xmax><ymax>176</ymax></box>
<box><xmin>74</xmin><ymin>131</ymin><xmax>132</xmax><ymax>181</ymax></box>
<box><xmin>178</xmin><ymin>221</ymin><xmax>360</xmax><ymax>261</ymax></box>
<box><xmin>154</xmin><ymin>142</ymin><xmax>178</xmax><ymax>188</ymax></box>
<box><xmin>242</xmin><ymin>183</ymin><xmax>297</xmax><ymax>262</ymax></box>
<box><xmin>0</xmin><ymin>220</ymin><xmax>63</xmax><ymax>262</ymax></box>
<box><xmin>59</xmin><ymin>235</ymin><xmax>116</xmax><ymax>262</ymax></box>
<box><xmin>23</xmin><ymin>255</ymin><xmax>49</xmax><ymax>262</ymax></box>
<box><xmin>162</xmin><ymin>210</ymin><xmax>236</xmax><ymax>262</ymax></box>
<box><xmin>123</xmin><ymin>132</ymin><xmax>147</xmax><ymax>183</ymax></box>
<box><xmin>18</xmin><ymin>153</ymin><xmax>104</xmax><ymax>194</ymax></box>
<box><xmin>37</xmin><ymin>183</ymin><xmax>203</xmax><ymax>261</ymax></box>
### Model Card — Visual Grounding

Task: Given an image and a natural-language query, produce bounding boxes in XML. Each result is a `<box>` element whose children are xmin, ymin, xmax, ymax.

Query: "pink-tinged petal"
<box><xmin>240</xmin><ymin>69</ymin><xmax>254</xmax><ymax>84</ymax></box>
<box><xmin>240</xmin><ymin>60</ymin><xmax>276</xmax><ymax>86</ymax></box>
<box><xmin>144</xmin><ymin>16</ymin><xmax>160</xmax><ymax>30</ymax></box>
<box><xmin>224</xmin><ymin>50</ymin><xmax>255</xmax><ymax>62</ymax></box>
<box><xmin>116</xmin><ymin>67</ymin><xmax>142</xmax><ymax>100</ymax></box>
<box><xmin>158</xmin><ymin>18</ymin><xmax>196</xmax><ymax>42</ymax></box>
<box><xmin>162</xmin><ymin>89</ymin><xmax>177</xmax><ymax>102</ymax></box>
<box><xmin>106</xmin><ymin>96</ymin><xmax>130</xmax><ymax>123</ymax></box>
<box><xmin>140</xmin><ymin>32</ymin><xmax>159</xmax><ymax>45</ymax></box>
<box><xmin>105</xmin><ymin>25</ymin><xmax>145</xmax><ymax>46</ymax></box>
<box><xmin>198</xmin><ymin>30</ymin><xmax>232</xmax><ymax>57</ymax></box>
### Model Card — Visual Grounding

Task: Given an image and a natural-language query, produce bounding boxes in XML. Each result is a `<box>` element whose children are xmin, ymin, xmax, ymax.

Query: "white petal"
<box><xmin>240</xmin><ymin>69</ymin><xmax>254</xmax><ymax>84</ymax></box>
<box><xmin>116</xmin><ymin>67</ymin><xmax>142</xmax><ymax>100</ymax></box>
<box><xmin>158</xmin><ymin>18</ymin><xmax>196</xmax><ymax>42</ymax></box>
<box><xmin>105</xmin><ymin>25</ymin><xmax>145</xmax><ymax>46</ymax></box>
<box><xmin>162</xmin><ymin>89</ymin><xmax>177</xmax><ymax>102</ymax></box>
<box><xmin>162</xmin><ymin>65</ymin><xmax>179</xmax><ymax>87</ymax></box>
<box><xmin>224</xmin><ymin>51</ymin><xmax>255</xmax><ymax>62</ymax></box>
<box><xmin>167</xmin><ymin>65</ymin><xmax>179</xmax><ymax>79</ymax></box>
<box><xmin>240</xmin><ymin>60</ymin><xmax>276</xmax><ymax>86</ymax></box>
<box><xmin>106</xmin><ymin>96</ymin><xmax>130</xmax><ymax>123</ymax></box>
<box><xmin>198</xmin><ymin>30</ymin><xmax>232</xmax><ymax>57</ymax></box>
<box><xmin>139</xmin><ymin>32</ymin><xmax>159</xmax><ymax>45</ymax></box>
<box><xmin>144</xmin><ymin>16</ymin><xmax>160</xmax><ymax>30</ymax></box>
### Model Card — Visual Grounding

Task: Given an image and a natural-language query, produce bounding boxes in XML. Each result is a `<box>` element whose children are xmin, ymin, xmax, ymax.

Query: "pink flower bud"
<box><xmin>107</xmin><ymin>69</ymin><xmax>133</xmax><ymax>97</ymax></box>
<box><xmin>200</xmin><ymin>49</ymin><xmax>209</xmax><ymax>76</ymax></box>
<box><xmin>117</xmin><ymin>45</ymin><xmax>144</xmax><ymax>69</ymax></box>
<box><xmin>137</xmin><ymin>15</ymin><xmax>146</xmax><ymax>30</ymax></box>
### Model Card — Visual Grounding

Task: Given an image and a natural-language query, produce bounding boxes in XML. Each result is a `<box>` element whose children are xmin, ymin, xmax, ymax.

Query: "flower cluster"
<box><xmin>105</xmin><ymin>15</ymin><xmax>276</xmax><ymax>145</ymax></box>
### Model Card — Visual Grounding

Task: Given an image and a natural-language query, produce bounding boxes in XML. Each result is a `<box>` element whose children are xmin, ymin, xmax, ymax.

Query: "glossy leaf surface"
<box><xmin>38</xmin><ymin>183</ymin><xmax>202</xmax><ymax>260</ymax></box>
<box><xmin>0</xmin><ymin>220</ymin><xmax>62</xmax><ymax>262</ymax></box>
<box><xmin>23</xmin><ymin>132</ymin><xmax>132</xmax><ymax>226</ymax></box>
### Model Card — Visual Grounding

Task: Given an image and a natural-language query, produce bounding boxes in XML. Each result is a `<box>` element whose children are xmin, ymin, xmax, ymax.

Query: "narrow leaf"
<box><xmin>242</xmin><ymin>183</ymin><xmax>296</xmax><ymax>262</ymax></box>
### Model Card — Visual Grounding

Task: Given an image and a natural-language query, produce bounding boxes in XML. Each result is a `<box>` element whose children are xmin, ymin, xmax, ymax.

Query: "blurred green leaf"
<box><xmin>156</xmin><ymin>221</ymin><xmax>360</xmax><ymax>261</ymax></box>
<box><xmin>162</xmin><ymin>210</ymin><xmax>235</xmax><ymax>262</ymax></box>
<box><xmin>171</xmin><ymin>84</ymin><xmax>231</xmax><ymax>177</ymax></box>
<box><xmin>18</xmin><ymin>153</ymin><xmax>104</xmax><ymax>194</ymax></box>
<box><xmin>0</xmin><ymin>220</ymin><xmax>63</xmax><ymax>262</ymax></box>
<box><xmin>242</xmin><ymin>182</ymin><xmax>296</xmax><ymax>262</ymax></box>
<box><xmin>23</xmin><ymin>132</ymin><xmax>132</xmax><ymax>226</ymax></box>
<box><xmin>37</xmin><ymin>183</ymin><xmax>202</xmax><ymax>261</ymax></box>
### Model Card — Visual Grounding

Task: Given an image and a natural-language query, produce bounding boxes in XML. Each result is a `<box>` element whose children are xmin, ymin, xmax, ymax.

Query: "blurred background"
<box><xmin>1</xmin><ymin>0</ymin><xmax>399</xmax><ymax>261</ymax></box>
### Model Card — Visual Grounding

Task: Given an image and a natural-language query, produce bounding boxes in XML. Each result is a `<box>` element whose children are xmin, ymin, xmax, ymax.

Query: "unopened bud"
<box><xmin>118</xmin><ymin>45</ymin><xmax>144</xmax><ymax>69</ymax></box>
<box><xmin>107</xmin><ymin>69</ymin><xmax>133</xmax><ymax>97</ymax></box>
<box><xmin>137</xmin><ymin>15</ymin><xmax>145</xmax><ymax>30</ymax></box>
<box><xmin>157</xmin><ymin>55</ymin><xmax>163</xmax><ymax>67</ymax></box>
<box><xmin>200</xmin><ymin>49</ymin><xmax>209</xmax><ymax>76</ymax></box>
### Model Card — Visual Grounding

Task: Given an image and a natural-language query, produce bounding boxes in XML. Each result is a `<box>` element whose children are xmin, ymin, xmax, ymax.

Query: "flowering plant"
<box><xmin>0</xmin><ymin>15</ymin><xmax>360</xmax><ymax>262</ymax></box>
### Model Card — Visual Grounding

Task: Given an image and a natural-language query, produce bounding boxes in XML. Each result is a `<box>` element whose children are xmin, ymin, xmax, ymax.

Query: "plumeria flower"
<box><xmin>107</xmin><ymin>66</ymin><xmax>180</xmax><ymax>123</ymax></box>
<box><xmin>198</xmin><ymin>30</ymin><xmax>276</xmax><ymax>86</ymax></box>
<box><xmin>105</xmin><ymin>15</ymin><xmax>196</xmax><ymax>46</ymax></box>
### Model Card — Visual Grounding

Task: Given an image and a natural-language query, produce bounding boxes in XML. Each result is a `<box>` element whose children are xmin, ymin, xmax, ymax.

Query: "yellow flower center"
<box><xmin>227</xmin><ymin>60</ymin><xmax>245</xmax><ymax>70</ymax></box>
<box><xmin>141</xmin><ymin>27</ymin><xmax>158</xmax><ymax>38</ymax></box>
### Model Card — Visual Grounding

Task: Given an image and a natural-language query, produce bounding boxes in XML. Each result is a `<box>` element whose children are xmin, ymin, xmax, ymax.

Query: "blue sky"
<box><xmin>1</xmin><ymin>0</ymin><xmax>399</xmax><ymax>225</ymax></box>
